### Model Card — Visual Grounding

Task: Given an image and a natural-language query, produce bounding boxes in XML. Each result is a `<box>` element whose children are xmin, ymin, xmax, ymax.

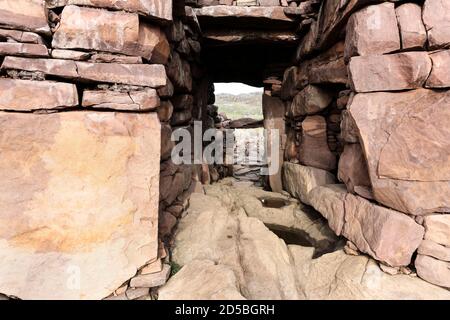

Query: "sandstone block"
<box><xmin>0</xmin><ymin>111</ymin><xmax>161</xmax><ymax>299</ymax></box>
<box><xmin>338</xmin><ymin>143</ymin><xmax>370</xmax><ymax>193</ymax></box>
<box><xmin>0</xmin><ymin>0</ymin><xmax>50</xmax><ymax>35</ymax></box>
<box><xmin>130</xmin><ymin>264</ymin><xmax>171</xmax><ymax>288</ymax></box>
<box><xmin>422</xmin><ymin>0</ymin><xmax>450</xmax><ymax>49</ymax></box>
<box><xmin>82</xmin><ymin>89</ymin><xmax>160</xmax><ymax>111</ymax></box>
<box><xmin>299</xmin><ymin>116</ymin><xmax>336</xmax><ymax>171</ymax></box>
<box><xmin>416</xmin><ymin>255</ymin><xmax>450</xmax><ymax>289</ymax></box>
<box><xmin>345</xmin><ymin>2</ymin><xmax>400</xmax><ymax>59</ymax></box>
<box><xmin>349</xmin><ymin>52</ymin><xmax>432</xmax><ymax>92</ymax></box>
<box><xmin>0</xmin><ymin>28</ymin><xmax>45</xmax><ymax>44</ymax></box>
<box><xmin>52</xmin><ymin>6</ymin><xmax>169</xmax><ymax>63</ymax></box>
<box><xmin>282</xmin><ymin>162</ymin><xmax>336</xmax><ymax>205</ymax></box>
<box><xmin>0</xmin><ymin>78</ymin><xmax>78</xmax><ymax>111</ymax></box>
<box><xmin>0</xmin><ymin>42</ymin><xmax>48</xmax><ymax>58</ymax></box>
<box><xmin>395</xmin><ymin>3</ymin><xmax>427</xmax><ymax>50</ymax></box>
<box><xmin>290</xmin><ymin>85</ymin><xmax>332</xmax><ymax>116</ymax></box>
<box><xmin>424</xmin><ymin>215</ymin><xmax>450</xmax><ymax>247</ymax></box>
<box><xmin>418</xmin><ymin>240</ymin><xmax>450</xmax><ymax>262</ymax></box>
<box><xmin>426</xmin><ymin>50</ymin><xmax>450</xmax><ymax>89</ymax></box>
<box><xmin>348</xmin><ymin>90</ymin><xmax>450</xmax><ymax>214</ymax></box>
<box><xmin>166</xmin><ymin>52</ymin><xmax>192</xmax><ymax>93</ymax></box>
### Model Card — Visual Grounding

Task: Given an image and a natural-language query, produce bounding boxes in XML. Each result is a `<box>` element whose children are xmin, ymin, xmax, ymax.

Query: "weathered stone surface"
<box><xmin>1</xmin><ymin>57</ymin><xmax>167</xmax><ymax>87</ymax></box>
<box><xmin>130</xmin><ymin>264</ymin><xmax>171</xmax><ymax>288</ymax></box>
<box><xmin>291</xmin><ymin>247</ymin><xmax>450</xmax><ymax>299</ymax></box>
<box><xmin>290</xmin><ymin>85</ymin><xmax>332</xmax><ymax>116</ymax></box>
<box><xmin>203</xmin><ymin>29</ymin><xmax>298</xmax><ymax>44</ymax></box>
<box><xmin>82</xmin><ymin>89</ymin><xmax>160</xmax><ymax>111</ymax></box>
<box><xmin>157</xmin><ymin>101</ymin><xmax>174</xmax><ymax>122</ymax></box>
<box><xmin>416</xmin><ymin>255</ymin><xmax>450</xmax><ymax>289</ymax></box>
<box><xmin>89</xmin><ymin>53</ymin><xmax>143</xmax><ymax>64</ymax></box>
<box><xmin>159</xmin><ymin>260</ymin><xmax>246</xmax><ymax>300</ymax></box>
<box><xmin>53</xmin><ymin>6</ymin><xmax>169</xmax><ymax>63</ymax></box>
<box><xmin>426</xmin><ymin>50</ymin><xmax>450</xmax><ymax>88</ymax></box>
<box><xmin>424</xmin><ymin>215</ymin><xmax>450</xmax><ymax>247</ymax></box>
<box><xmin>338</xmin><ymin>143</ymin><xmax>370</xmax><ymax>193</ymax></box>
<box><xmin>0</xmin><ymin>42</ymin><xmax>48</xmax><ymax>57</ymax></box>
<box><xmin>46</xmin><ymin>0</ymin><xmax>172</xmax><ymax>21</ymax></box>
<box><xmin>51</xmin><ymin>49</ymin><xmax>91</xmax><ymax>61</ymax></box>
<box><xmin>309</xmin><ymin>184</ymin><xmax>424</xmax><ymax>267</ymax></box>
<box><xmin>282</xmin><ymin>162</ymin><xmax>336</xmax><ymax>205</ymax></box>
<box><xmin>395</xmin><ymin>3</ymin><xmax>427</xmax><ymax>50</ymax></box>
<box><xmin>344</xmin><ymin>2</ymin><xmax>400</xmax><ymax>60</ymax></box>
<box><xmin>307</xmin><ymin>42</ymin><xmax>347</xmax><ymax>86</ymax></box>
<box><xmin>166</xmin><ymin>52</ymin><xmax>192</xmax><ymax>93</ymax></box>
<box><xmin>422</xmin><ymin>0</ymin><xmax>450</xmax><ymax>49</ymax></box>
<box><xmin>349</xmin><ymin>52</ymin><xmax>432</xmax><ymax>92</ymax></box>
<box><xmin>0</xmin><ymin>28</ymin><xmax>45</xmax><ymax>44</ymax></box>
<box><xmin>0</xmin><ymin>78</ymin><xmax>78</xmax><ymax>111</ymax></box>
<box><xmin>418</xmin><ymin>239</ymin><xmax>450</xmax><ymax>262</ymax></box>
<box><xmin>348</xmin><ymin>90</ymin><xmax>450</xmax><ymax>214</ymax></box>
<box><xmin>0</xmin><ymin>111</ymin><xmax>161</xmax><ymax>299</ymax></box>
<box><xmin>172</xmin><ymin>192</ymin><xmax>301</xmax><ymax>299</ymax></box>
<box><xmin>0</xmin><ymin>0</ymin><xmax>50</xmax><ymax>35</ymax></box>
<box><xmin>281</xmin><ymin>66</ymin><xmax>306</xmax><ymax>100</ymax></box>
<box><xmin>340</xmin><ymin>110</ymin><xmax>359</xmax><ymax>144</ymax></box>
<box><xmin>299</xmin><ymin>116</ymin><xmax>336</xmax><ymax>171</ymax></box>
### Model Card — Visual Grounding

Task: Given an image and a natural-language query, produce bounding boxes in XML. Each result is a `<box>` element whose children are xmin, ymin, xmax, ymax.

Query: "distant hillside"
<box><xmin>215</xmin><ymin>92</ymin><xmax>263</xmax><ymax>120</ymax></box>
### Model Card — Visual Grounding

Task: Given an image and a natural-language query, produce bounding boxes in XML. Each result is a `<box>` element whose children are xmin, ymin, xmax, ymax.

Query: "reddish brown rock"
<box><xmin>89</xmin><ymin>53</ymin><xmax>143</xmax><ymax>64</ymax></box>
<box><xmin>0</xmin><ymin>111</ymin><xmax>161</xmax><ymax>299</ymax></box>
<box><xmin>416</xmin><ymin>255</ymin><xmax>450</xmax><ymax>289</ymax></box>
<box><xmin>348</xmin><ymin>90</ymin><xmax>450</xmax><ymax>214</ymax></box>
<box><xmin>309</xmin><ymin>184</ymin><xmax>424</xmax><ymax>267</ymax></box>
<box><xmin>344</xmin><ymin>2</ymin><xmax>400</xmax><ymax>60</ymax></box>
<box><xmin>0</xmin><ymin>0</ymin><xmax>50</xmax><ymax>35</ymax></box>
<box><xmin>194</xmin><ymin>5</ymin><xmax>295</xmax><ymax>23</ymax></box>
<box><xmin>166</xmin><ymin>52</ymin><xmax>193</xmax><ymax>93</ymax></box>
<box><xmin>51</xmin><ymin>49</ymin><xmax>91</xmax><ymax>61</ymax></box>
<box><xmin>426</xmin><ymin>50</ymin><xmax>450</xmax><ymax>89</ymax></box>
<box><xmin>0</xmin><ymin>78</ymin><xmax>78</xmax><ymax>111</ymax></box>
<box><xmin>157</xmin><ymin>101</ymin><xmax>174</xmax><ymax>122</ymax></box>
<box><xmin>82</xmin><ymin>89</ymin><xmax>160</xmax><ymax>111</ymax></box>
<box><xmin>281</xmin><ymin>66</ymin><xmax>306</xmax><ymax>100</ymax></box>
<box><xmin>308</xmin><ymin>42</ymin><xmax>347</xmax><ymax>86</ymax></box>
<box><xmin>53</xmin><ymin>6</ymin><xmax>169</xmax><ymax>63</ymax></box>
<box><xmin>418</xmin><ymin>240</ymin><xmax>450</xmax><ymax>262</ymax></box>
<box><xmin>340</xmin><ymin>110</ymin><xmax>359</xmax><ymax>144</ymax></box>
<box><xmin>161</xmin><ymin>123</ymin><xmax>174</xmax><ymax>161</ymax></box>
<box><xmin>422</xmin><ymin>0</ymin><xmax>450</xmax><ymax>50</ymax></box>
<box><xmin>290</xmin><ymin>85</ymin><xmax>333</xmax><ymax>116</ymax></box>
<box><xmin>349</xmin><ymin>52</ymin><xmax>432</xmax><ymax>93</ymax></box>
<box><xmin>424</xmin><ymin>215</ymin><xmax>450</xmax><ymax>247</ymax></box>
<box><xmin>299</xmin><ymin>116</ymin><xmax>336</xmax><ymax>171</ymax></box>
<box><xmin>46</xmin><ymin>0</ymin><xmax>173</xmax><ymax>21</ymax></box>
<box><xmin>0</xmin><ymin>28</ymin><xmax>45</xmax><ymax>44</ymax></box>
<box><xmin>0</xmin><ymin>43</ymin><xmax>48</xmax><ymax>57</ymax></box>
<box><xmin>338</xmin><ymin>144</ymin><xmax>370</xmax><ymax>193</ymax></box>
<box><xmin>1</xmin><ymin>57</ymin><xmax>167</xmax><ymax>87</ymax></box>
<box><xmin>395</xmin><ymin>3</ymin><xmax>427</xmax><ymax>50</ymax></box>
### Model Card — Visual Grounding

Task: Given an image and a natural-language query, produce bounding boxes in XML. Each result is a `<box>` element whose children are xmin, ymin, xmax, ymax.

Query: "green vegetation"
<box><xmin>215</xmin><ymin>92</ymin><xmax>263</xmax><ymax>120</ymax></box>
<box><xmin>170</xmin><ymin>261</ymin><xmax>182</xmax><ymax>277</ymax></box>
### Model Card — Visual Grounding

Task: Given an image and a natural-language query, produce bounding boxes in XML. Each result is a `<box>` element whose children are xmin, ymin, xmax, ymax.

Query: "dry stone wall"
<box><xmin>281</xmin><ymin>0</ymin><xmax>450</xmax><ymax>288</ymax></box>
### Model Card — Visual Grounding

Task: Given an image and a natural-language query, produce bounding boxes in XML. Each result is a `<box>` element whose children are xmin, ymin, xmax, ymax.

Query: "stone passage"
<box><xmin>0</xmin><ymin>0</ymin><xmax>449</xmax><ymax>300</ymax></box>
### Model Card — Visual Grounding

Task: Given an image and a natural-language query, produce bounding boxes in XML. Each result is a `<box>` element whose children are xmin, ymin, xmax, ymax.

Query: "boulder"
<box><xmin>290</xmin><ymin>85</ymin><xmax>333</xmax><ymax>116</ymax></box>
<box><xmin>0</xmin><ymin>78</ymin><xmax>78</xmax><ymax>111</ymax></box>
<box><xmin>82</xmin><ymin>89</ymin><xmax>160</xmax><ymax>111</ymax></box>
<box><xmin>395</xmin><ymin>3</ymin><xmax>427</xmax><ymax>50</ymax></box>
<box><xmin>0</xmin><ymin>43</ymin><xmax>48</xmax><ymax>58</ymax></box>
<box><xmin>308</xmin><ymin>185</ymin><xmax>424</xmax><ymax>267</ymax></box>
<box><xmin>348</xmin><ymin>52</ymin><xmax>432</xmax><ymax>92</ymax></box>
<box><xmin>46</xmin><ymin>0</ymin><xmax>172</xmax><ymax>22</ymax></box>
<box><xmin>282</xmin><ymin>162</ymin><xmax>336</xmax><ymax>205</ymax></box>
<box><xmin>53</xmin><ymin>6</ymin><xmax>169</xmax><ymax>63</ymax></box>
<box><xmin>426</xmin><ymin>50</ymin><xmax>450</xmax><ymax>88</ymax></box>
<box><xmin>1</xmin><ymin>57</ymin><xmax>167</xmax><ymax>87</ymax></box>
<box><xmin>159</xmin><ymin>260</ymin><xmax>245</xmax><ymax>300</ymax></box>
<box><xmin>348</xmin><ymin>90</ymin><xmax>450</xmax><ymax>214</ymax></box>
<box><xmin>290</xmin><ymin>247</ymin><xmax>450</xmax><ymax>299</ymax></box>
<box><xmin>0</xmin><ymin>0</ymin><xmax>50</xmax><ymax>35</ymax></box>
<box><xmin>422</xmin><ymin>0</ymin><xmax>450</xmax><ymax>49</ymax></box>
<box><xmin>337</xmin><ymin>143</ymin><xmax>370</xmax><ymax>193</ymax></box>
<box><xmin>418</xmin><ymin>240</ymin><xmax>450</xmax><ymax>262</ymax></box>
<box><xmin>0</xmin><ymin>111</ymin><xmax>161</xmax><ymax>299</ymax></box>
<box><xmin>416</xmin><ymin>255</ymin><xmax>450</xmax><ymax>289</ymax></box>
<box><xmin>424</xmin><ymin>214</ymin><xmax>450</xmax><ymax>247</ymax></box>
<box><xmin>299</xmin><ymin>116</ymin><xmax>336</xmax><ymax>171</ymax></box>
<box><xmin>344</xmin><ymin>2</ymin><xmax>400</xmax><ymax>60</ymax></box>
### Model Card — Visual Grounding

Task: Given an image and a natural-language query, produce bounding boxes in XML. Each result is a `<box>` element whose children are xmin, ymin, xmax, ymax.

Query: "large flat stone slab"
<box><xmin>46</xmin><ymin>0</ymin><xmax>172</xmax><ymax>22</ymax></box>
<box><xmin>0</xmin><ymin>0</ymin><xmax>51</xmax><ymax>35</ymax></box>
<box><xmin>53</xmin><ymin>5</ymin><xmax>169</xmax><ymax>63</ymax></box>
<box><xmin>1</xmin><ymin>57</ymin><xmax>167</xmax><ymax>87</ymax></box>
<box><xmin>348</xmin><ymin>89</ymin><xmax>450</xmax><ymax>214</ymax></box>
<box><xmin>0</xmin><ymin>111</ymin><xmax>160</xmax><ymax>299</ymax></box>
<box><xmin>0</xmin><ymin>78</ymin><xmax>78</xmax><ymax>111</ymax></box>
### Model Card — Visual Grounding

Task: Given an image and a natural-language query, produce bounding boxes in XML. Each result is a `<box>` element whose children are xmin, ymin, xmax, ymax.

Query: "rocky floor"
<box><xmin>158</xmin><ymin>178</ymin><xmax>450</xmax><ymax>300</ymax></box>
